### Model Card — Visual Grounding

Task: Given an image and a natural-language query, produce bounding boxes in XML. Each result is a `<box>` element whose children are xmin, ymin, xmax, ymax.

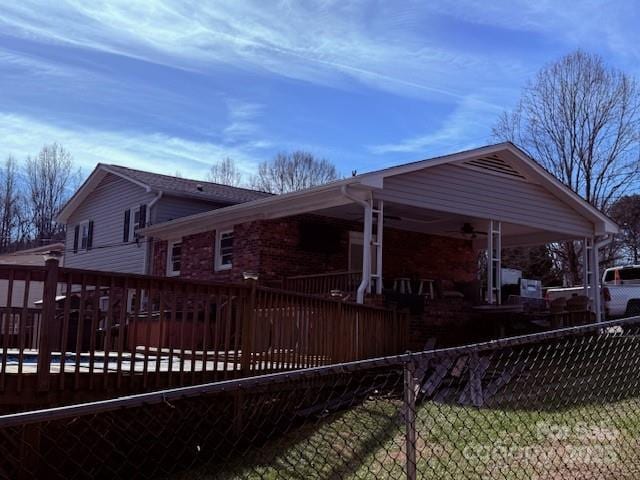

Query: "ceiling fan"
<box><xmin>445</xmin><ymin>222</ymin><xmax>488</xmax><ymax>239</ymax></box>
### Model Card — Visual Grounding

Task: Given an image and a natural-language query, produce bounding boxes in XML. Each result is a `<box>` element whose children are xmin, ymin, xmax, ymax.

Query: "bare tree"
<box><xmin>251</xmin><ymin>151</ymin><xmax>338</xmax><ymax>194</ymax></box>
<box><xmin>502</xmin><ymin>245</ymin><xmax>564</xmax><ymax>287</ymax></box>
<box><xmin>25</xmin><ymin>143</ymin><xmax>78</xmax><ymax>242</ymax></box>
<box><xmin>610</xmin><ymin>194</ymin><xmax>640</xmax><ymax>264</ymax></box>
<box><xmin>493</xmin><ymin>50</ymin><xmax>640</xmax><ymax>283</ymax></box>
<box><xmin>494</xmin><ymin>51</ymin><xmax>640</xmax><ymax>211</ymax></box>
<box><xmin>0</xmin><ymin>156</ymin><xmax>22</xmax><ymax>252</ymax></box>
<box><xmin>207</xmin><ymin>157</ymin><xmax>242</xmax><ymax>186</ymax></box>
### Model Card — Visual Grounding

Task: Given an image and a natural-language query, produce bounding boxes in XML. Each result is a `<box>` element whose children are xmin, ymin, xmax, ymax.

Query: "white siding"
<box><xmin>64</xmin><ymin>174</ymin><xmax>155</xmax><ymax>274</ymax></box>
<box><xmin>154</xmin><ymin>196</ymin><xmax>223</xmax><ymax>224</ymax></box>
<box><xmin>378</xmin><ymin>164</ymin><xmax>594</xmax><ymax>236</ymax></box>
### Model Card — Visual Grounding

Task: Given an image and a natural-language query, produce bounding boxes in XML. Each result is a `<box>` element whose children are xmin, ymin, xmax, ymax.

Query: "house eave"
<box><xmin>141</xmin><ymin>180</ymin><xmax>373</xmax><ymax>240</ymax></box>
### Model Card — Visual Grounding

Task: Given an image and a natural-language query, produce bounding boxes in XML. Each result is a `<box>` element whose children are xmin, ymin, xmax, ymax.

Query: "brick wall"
<box><xmin>382</xmin><ymin>228</ymin><xmax>476</xmax><ymax>289</ymax></box>
<box><xmin>152</xmin><ymin>239</ymin><xmax>167</xmax><ymax>276</ymax></box>
<box><xmin>151</xmin><ymin>214</ymin><xmax>476</xmax><ymax>287</ymax></box>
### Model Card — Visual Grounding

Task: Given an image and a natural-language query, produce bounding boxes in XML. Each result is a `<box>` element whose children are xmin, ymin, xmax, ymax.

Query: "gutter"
<box><xmin>142</xmin><ymin>190</ymin><xmax>163</xmax><ymax>275</ymax></box>
<box><xmin>148</xmin><ymin>190</ymin><xmax>163</xmax><ymax>212</ymax></box>
<box><xmin>341</xmin><ymin>185</ymin><xmax>372</xmax><ymax>304</ymax></box>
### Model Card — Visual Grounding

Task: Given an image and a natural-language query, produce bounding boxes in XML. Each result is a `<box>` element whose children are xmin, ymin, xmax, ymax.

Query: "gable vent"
<box><xmin>462</xmin><ymin>155</ymin><xmax>526</xmax><ymax>180</ymax></box>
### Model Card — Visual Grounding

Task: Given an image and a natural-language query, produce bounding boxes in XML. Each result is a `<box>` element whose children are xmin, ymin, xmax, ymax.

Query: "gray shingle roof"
<box><xmin>0</xmin><ymin>243</ymin><xmax>65</xmax><ymax>266</ymax></box>
<box><xmin>104</xmin><ymin>164</ymin><xmax>272</xmax><ymax>204</ymax></box>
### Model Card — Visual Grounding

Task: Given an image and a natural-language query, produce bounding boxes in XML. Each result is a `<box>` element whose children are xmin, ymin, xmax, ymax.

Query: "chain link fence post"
<box><xmin>403</xmin><ymin>358</ymin><xmax>417</xmax><ymax>480</ymax></box>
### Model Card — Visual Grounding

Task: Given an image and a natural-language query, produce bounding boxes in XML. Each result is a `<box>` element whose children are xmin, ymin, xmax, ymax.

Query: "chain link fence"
<box><xmin>3</xmin><ymin>316</ymin><xmax>640</xmax><ymax>479</ymax></box>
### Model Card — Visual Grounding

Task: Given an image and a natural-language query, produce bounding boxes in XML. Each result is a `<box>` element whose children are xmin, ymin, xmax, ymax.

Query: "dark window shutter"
<box><xmin>123</xmin><ymin>209</ymin><xmax>130</xmax><ymax>242</ymax></box>
<box><xmin>87</xmin><ymin>221</ymin><xmax>94</xmax><ymax>250</ymax></box>
<box><xmin>139</xmin><ymin>204</ymin><xmax>147</xmax><ymax>228</ymax></box>
<box><xmin>73</xmin><ymin>225</ymin><xmax>79</xmax><ymax>253</ymax></box>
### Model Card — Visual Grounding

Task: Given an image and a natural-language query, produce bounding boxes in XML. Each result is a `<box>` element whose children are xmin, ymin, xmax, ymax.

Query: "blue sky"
<box><xmin>0</xmin><ymin>1</ymin><xmax>639</xmax><ymax>180</ymax></box>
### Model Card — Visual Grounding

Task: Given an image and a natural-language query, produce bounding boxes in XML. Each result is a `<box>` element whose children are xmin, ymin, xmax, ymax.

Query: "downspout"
<box><xmin>341</xmin><ymin>185</ymin><xmax>372</xmax><ymax>304</ymax></box>
<box><xmin>143</xmin><ymin>191</ymin><xmax>164</xmax><ymax>275</ymax></box>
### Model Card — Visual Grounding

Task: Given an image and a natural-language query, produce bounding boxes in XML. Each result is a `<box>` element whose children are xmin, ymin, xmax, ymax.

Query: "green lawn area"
<box><xmin>178</xmin><ymin>395</ymin><xmax>640</xmax><ymax>479</ymax></box>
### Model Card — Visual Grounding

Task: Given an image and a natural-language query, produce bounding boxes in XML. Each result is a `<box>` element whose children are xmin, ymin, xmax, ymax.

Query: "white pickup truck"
<box><xmin>546</xmin><ymin>265</ymin><xmax>640</xmax><ymax>319</ymax></box>
<box><xmin>601</xmin><ymin>265</ymin><xmax>640</xmax><ymax>318</ymax></box>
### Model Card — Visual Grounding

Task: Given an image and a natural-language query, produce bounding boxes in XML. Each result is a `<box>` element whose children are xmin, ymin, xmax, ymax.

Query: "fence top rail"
<box><xmin>2</xmin><ymin>314</ymin><xmax>639</xmax><ymax>429</ymax></box>
<box><xmin>285</xmin><ymin>270</ymin><xmax>360</xmax><ymax>280</ymax></box>
<box><xmin>0</xmin><ymin>264</ymin><xmax>48</xmax><ymax>273</ymax></box>
<box><xmin>257</xmin><ymin>285</ymin><xmax>397</xmax><ymax>313</ymax></box>
<box><xmin>58</xmin><ymin>266</ymin><xmax>254</xmax><ymax>290</ymax></box>
<box><xmin>0</xmin><ymin>263</ymin><xmax>252</xmax><ymax>291</ymax></box>
<box><xmin>0</xmin><ymin>264</ymin><xmax>48</xmax><ymax>281</ymax></box>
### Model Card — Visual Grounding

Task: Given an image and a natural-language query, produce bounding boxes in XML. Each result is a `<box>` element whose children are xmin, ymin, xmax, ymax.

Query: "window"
<box><xmin>73</xmin><ymin>220</ymin><xmax>94</xmax><ymax>252</ymax></box>
<box><xmin>167</xmin><ymin>240</ymin><xmax>182</xmax><ymax>276</ymax></box>
<box><xmin>215</xmin><ymin>229</ymin><xmax>234</xmax><ymax>271</ymax></box>
<box><xmin>124</xmin><ymin>204</ymin><xmax>147</xmax><ymax>242</ymax></box>
<box><xmin>99</xmin><ymin>296</ymin><xmax>109</xmax><ymax>312</ymax></box>
<box><xmin>81</xmin><ymin>222</ymin><xmax>90</xmax><ymax>250</ymax></box>
<box><xmin>604</xmin><ymin>267</ymin><xmax>640</xmax><ymax>284</ymax></box>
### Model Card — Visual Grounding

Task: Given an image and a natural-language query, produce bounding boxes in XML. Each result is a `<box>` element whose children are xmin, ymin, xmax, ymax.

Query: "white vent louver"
<box><xmin>462</xmin><ymin>155</ymin><xmax>526</xmax><ymax>180</ymax></box>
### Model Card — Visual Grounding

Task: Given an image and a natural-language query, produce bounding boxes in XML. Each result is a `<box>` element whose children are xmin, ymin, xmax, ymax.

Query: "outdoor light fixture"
<box><xmin>242</xmin><ymin>271</ymin><xmax>259</xmax><ymax>281</ymax></box>
<box><xmin>42</xmin><ymin>249</ymin><xmax>63</xmax><ymax>263</ymax></box>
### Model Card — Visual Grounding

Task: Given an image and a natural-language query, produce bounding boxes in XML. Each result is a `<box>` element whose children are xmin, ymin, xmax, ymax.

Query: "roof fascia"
<box><xmin>56</xmin><ymin>165</ymin><xmax>153</xmax><ymax>224</ymax></box>
<box><xmin>142</xmin><ymin>182</ymin><xmax>369</xmax><ymax>240</ymax></box>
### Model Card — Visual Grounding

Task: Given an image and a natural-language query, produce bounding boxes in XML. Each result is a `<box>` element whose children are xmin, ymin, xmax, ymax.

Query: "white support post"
<box><xmin>590</xmin><ymin>238</ymin><xmax>601</xmax><ymax>322</ymax></box>
<box><xmin>356</xmin><ymin>199</ymin><xmax>373</xmax><ymax>304</ymax></box>
<box><xmin>487</xmin><ymin>220</ymin><xmax>502</xmax><ymax>305</ymax></box>
<box><xmin>374</xmin><ymin>200</ymin><xmax>384</xmax><ymax>295</ymax></box>
<box><xmin>583</xmin><ymin>237</ymin><xmax>591</xmax><ymax>298</ymax></box>
<box><xmin>487</xmin><ymin>221</ymin><xmax>493</xmax><ymax>304</ymax></box>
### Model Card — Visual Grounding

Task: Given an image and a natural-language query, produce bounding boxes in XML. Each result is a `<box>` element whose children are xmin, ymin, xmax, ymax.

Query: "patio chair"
<box><xmin>566</xmin><ymin>295</ymin><xmax>592</xmax><ymax>326</ymax></box>
<box><xmin>550</xmin><ymin>297</ymin><xmax>567</xmax><ymax>329</ymax></box>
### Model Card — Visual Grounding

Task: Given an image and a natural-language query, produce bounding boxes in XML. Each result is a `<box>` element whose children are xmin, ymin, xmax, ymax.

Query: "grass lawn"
<box><xmin>178</xmin><ymin>395</ymin><xmax>640</xmax><ymax>479</ymax></box>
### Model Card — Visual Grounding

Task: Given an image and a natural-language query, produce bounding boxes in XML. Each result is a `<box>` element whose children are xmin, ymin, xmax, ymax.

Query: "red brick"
<box><xmin>151</xmin><ymin>214</ymin><xmax>476</xmax><ymax>288</ymax></box>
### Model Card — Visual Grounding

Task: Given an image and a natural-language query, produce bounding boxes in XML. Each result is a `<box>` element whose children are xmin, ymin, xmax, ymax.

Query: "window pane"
<box><xmin>81</xmin><ymin>224</ymin><xmax>89</xmax><ymax>249</ymax></box>
<box><xmin>620</xmin><ymin>268</ymin><xmax>640</xmax><ymax>281</ymax></box>
<box><xmin>219</xmin><ymin>232</ymin><xmax>233</xmax><ymax>266</ymax></box>
<box><xmin>171</xmin><ymin>243</ymin><xmax>182</xmax><ymax>272</ymax></box>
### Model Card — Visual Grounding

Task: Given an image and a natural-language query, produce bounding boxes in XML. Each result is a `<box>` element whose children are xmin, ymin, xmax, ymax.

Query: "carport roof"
<box><xmin>141</xmin><ymin>143</ymin><xmax>619</xmax><ymax>240</ymax></box>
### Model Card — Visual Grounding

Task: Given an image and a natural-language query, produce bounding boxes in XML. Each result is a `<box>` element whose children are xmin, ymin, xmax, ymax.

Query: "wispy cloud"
<box><xmin>222</xmin><ymin>99</ymin><xmax>265</xmax><ymax>143</ymax></box>
<box><xmin>0</xmin><ymin>112</ymin><xmax>267</xmax><ymax>179</ymax></box>
<box><xmin>0</xmin><ymin>1</ymin><xmax>528</xmax><ymax>102</ymax></box>
<box><xmin>0</xmin><ymin>48</ymin><xmax>74</xmax><ymax>77</ymax></box>
<box><xmin>425</xmin><ymin>0</ymin><xmax>640</xmax><ymax>62</ymax></box>
<box><xmin>369</xmin><ymin>96</ymin><xmax>501</xmax><ymax>156</ymax></box>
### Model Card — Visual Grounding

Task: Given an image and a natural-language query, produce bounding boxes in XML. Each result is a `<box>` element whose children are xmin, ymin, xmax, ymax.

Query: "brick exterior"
<box><xmin>152</xmin><ymin>214</ymin><xmax>476</xmax><ymax>289</ymax></box>
<box><xmin>152</xmin><ymin>239</ymin><xmax>168</xmax><ymax>277</ymax></box>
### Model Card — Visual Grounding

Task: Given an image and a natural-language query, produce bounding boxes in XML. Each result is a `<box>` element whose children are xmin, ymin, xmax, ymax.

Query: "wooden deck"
<box><xmin>0</xmin><ymin>262</ymin><xmax>407</xmax><ymax>411</ymax></box>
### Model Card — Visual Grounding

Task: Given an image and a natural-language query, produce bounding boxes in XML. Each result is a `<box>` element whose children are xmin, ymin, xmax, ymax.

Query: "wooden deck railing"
<box><xmin>0</xmin><ymin>261</ymin><xmax>406</xmax><ymax>407</ymax></box>
<box><xmin>283</xmin><ymin>271</ymin><xmax>362</xmax><ymax>297</ymax></box>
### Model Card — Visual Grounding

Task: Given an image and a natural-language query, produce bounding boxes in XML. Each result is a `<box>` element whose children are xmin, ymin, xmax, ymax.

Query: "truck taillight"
<box><xmin>603</xmin><ymin>286</ymin><xmax>611</xmax><ymax>302</ymax></box>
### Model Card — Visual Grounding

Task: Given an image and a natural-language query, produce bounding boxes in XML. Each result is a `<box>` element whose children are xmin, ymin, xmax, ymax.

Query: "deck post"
<box><xmin>241</xmin><ymin>276</ymin><xmax>258</xmax><ymax>374</ymax></box>
<box><xmin>37</xmin><ymin>258</ymin><xmax>59</xmax><ymax>392</ymax></box>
